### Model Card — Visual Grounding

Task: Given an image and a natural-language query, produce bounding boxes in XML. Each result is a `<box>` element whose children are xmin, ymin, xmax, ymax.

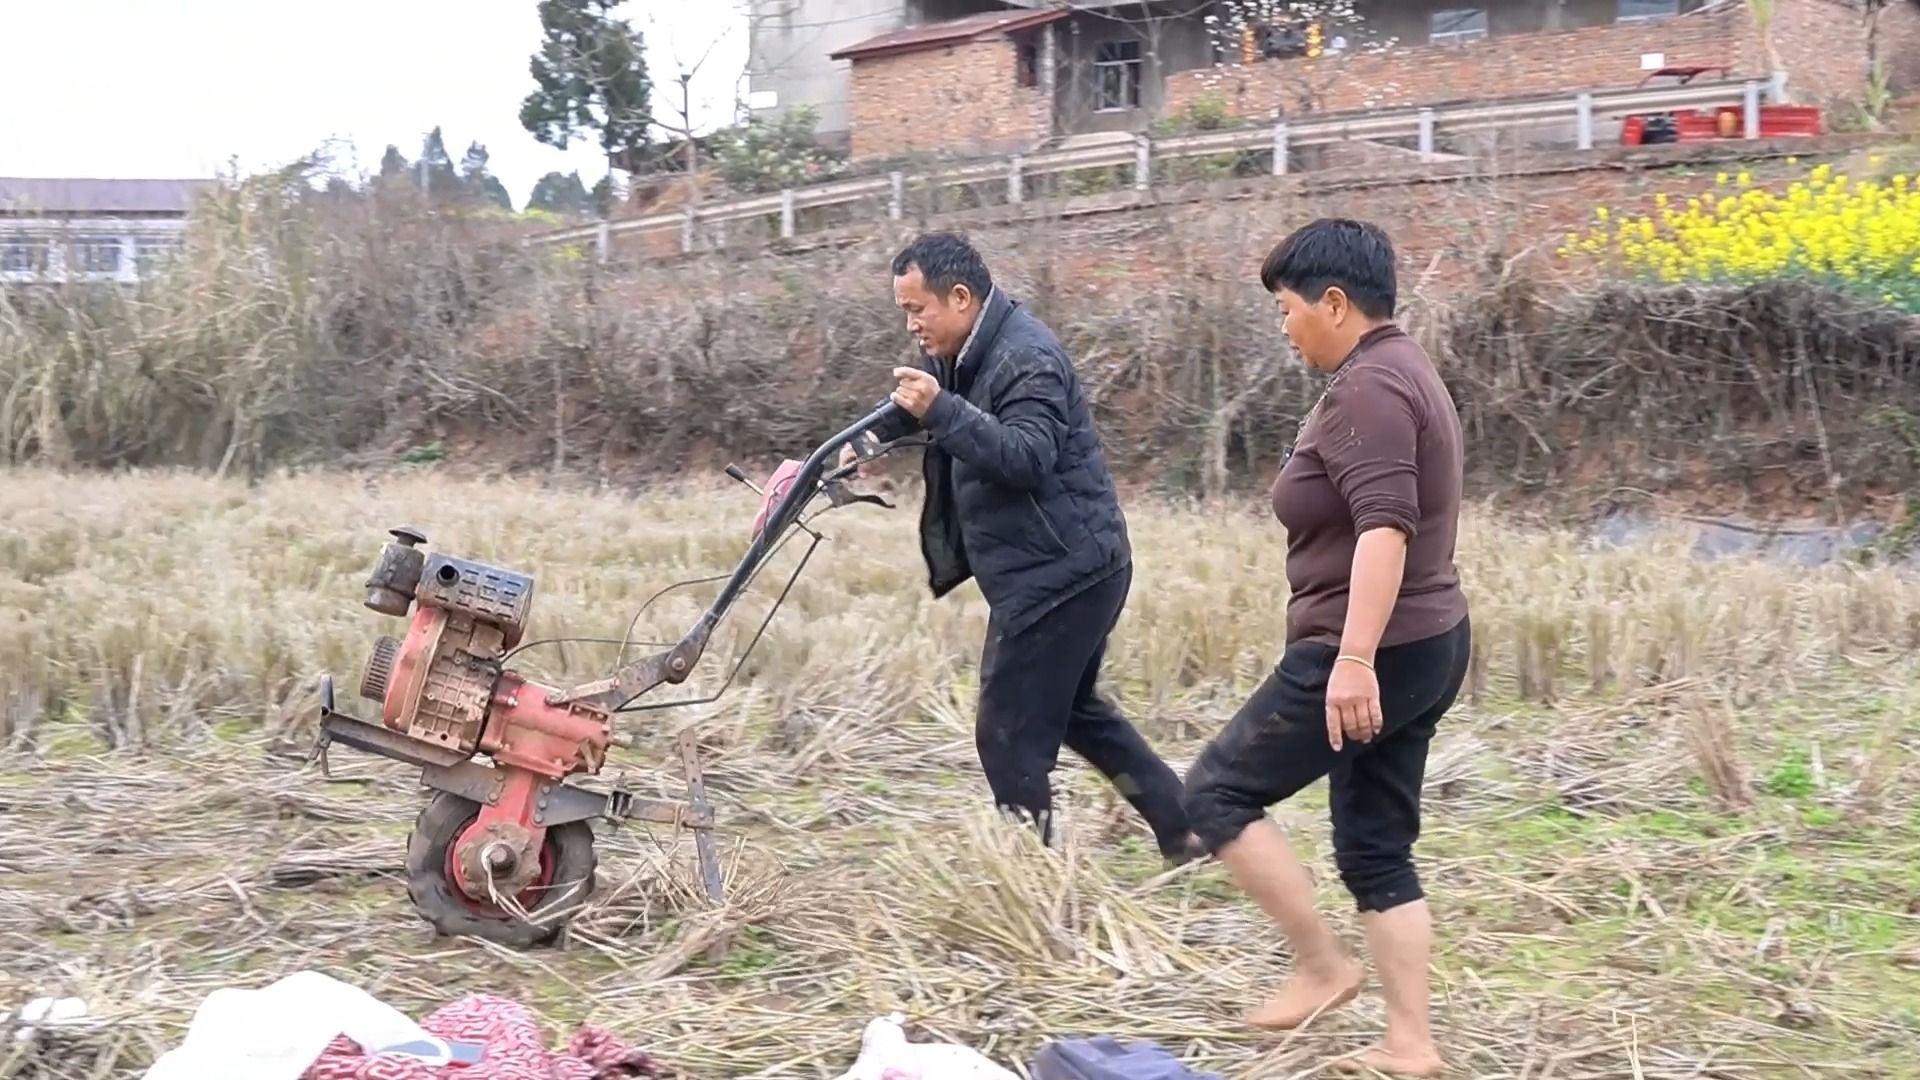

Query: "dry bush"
<box><xmin>11</xmin><ymin>173</ymin><xmax>1916</xmax><ymax>511</ymax></box>
<box><xmin>1432</xmin><ymin>273</ymin><xmax>1920</xmax><ymax>507</ymax></box>
<box><xmin>0</xmin><ymin>169</ymin><xmax>540</xmax><ymax>476</ymax></box>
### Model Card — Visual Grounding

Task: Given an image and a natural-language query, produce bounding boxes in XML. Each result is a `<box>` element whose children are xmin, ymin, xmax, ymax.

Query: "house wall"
<box><xmin>0</xmin><ymin>215</ymin><xmax>187</xmax><ymax>285</ymax></box>
<box><xmin>846</xmin><ymin>37</ymin><xmax>1052</xmax><ymax>162</ymax></box>
<box><xmin>747</xmin><ymin>0</ymin><xmax>1007</xmax><ymax>147</ymax></box>
<box><xmin>748</xmin><ymin>0</ymin><xmax>902</xmax><ymax>146</ymax></box>
<box><xmin>1733</xmin><ymin>0</ymin><xmax>1920</xmax><ymax>110</ymax></box>
<box><xmin>1165</xmin><ymin>0</ymin><xmax>1907</xmax><ymax>125</ymax></box>
<box><xmin>1747</xmin><ymin>0</ymin><xmax>1872</xmax><ymax>109</ymax></box>
<box><xmin>1052</xmin><ymin>9</ymin><xmax>1215</xmax><ymax>136</ymax></box>
<box><xmin>1165</xmin><ymin>5</ymin><xmax>1746</xmax><ymax>120</ymax></box>
<box><xmin>1350</xmin><ymin>0</ymin><xmax>1710</xmax><ymax>43</ymax></box>
<box><xmin>1881</xmin><ymin>0</ymin><xmax>1920</xmax><ymax>96</ymax></box>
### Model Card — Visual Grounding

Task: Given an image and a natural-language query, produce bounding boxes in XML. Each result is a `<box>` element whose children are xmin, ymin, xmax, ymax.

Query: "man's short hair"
<box><xmin>1258</xmin><ymin>217</ymin><xmax>1397</xmax><ymax>320</ymax></box>
<box><xmin>892</xmin><ymin>231</ymin><xmax>993</xmax><ymax>303</ymax></box>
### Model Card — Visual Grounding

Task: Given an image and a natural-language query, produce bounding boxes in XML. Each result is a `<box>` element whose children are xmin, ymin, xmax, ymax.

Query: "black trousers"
<box><xmin>1183</xmin><ymin>615</ymin><xmax>1471</xmax><ymax>912</ymax></box>
<box><xmin>975</xmin><ymin>563</ymin><xmax>1192</xmax><ymax>855</ymax></box>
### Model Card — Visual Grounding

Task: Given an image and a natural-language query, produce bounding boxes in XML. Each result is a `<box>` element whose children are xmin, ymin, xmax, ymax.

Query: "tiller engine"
<box><xmin>308</xmin><ymin>402</ymin><xmax>909</xmax><ymax>946</ymax></box>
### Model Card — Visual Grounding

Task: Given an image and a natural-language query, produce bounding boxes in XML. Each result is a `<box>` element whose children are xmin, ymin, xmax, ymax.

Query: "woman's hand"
<box><xmin>1325</xmin><ymin>657</ymin><xmax>1382</xmax><ymax>751</ymax></box>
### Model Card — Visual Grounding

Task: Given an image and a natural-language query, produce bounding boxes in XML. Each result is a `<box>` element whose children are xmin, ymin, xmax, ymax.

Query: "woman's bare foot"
<box><xmin>1246</xmin><ymin>958</ymin><xmax>1365</xmax><ymax>1030</ymax></box>
<box><xmin>1331</xmin><ymin>1041</ymin><xmax>1446</xmax><ymax>1077</ymax></box>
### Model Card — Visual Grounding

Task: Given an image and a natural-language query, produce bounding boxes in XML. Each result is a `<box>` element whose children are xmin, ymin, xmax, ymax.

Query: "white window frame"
<box><xmin>71</xmin><ymin>235</ymin><xmax>125</xmax><ymax>274</ymax></box>
<box><xmin>1617</xmin><ymin>0</ymin><xmax>1680</xmax><ymax>23</ymax></box>
<box><xmin>1</xmin><ymin>235</ymin><xmax>50</xmax><ymax>274</ymax></box>
<box><xmin>1430</xmin><ymin>8</ymin><xmax>1489</xmax><ymax>45</ymax></box>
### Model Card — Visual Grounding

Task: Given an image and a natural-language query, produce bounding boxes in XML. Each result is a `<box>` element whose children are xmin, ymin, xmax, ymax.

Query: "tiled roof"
<box><xmin>0</xmin><ymin>177</ymin><xmax>218</xmax><ymax>215</ymax></box>
<box><xmin>829</xmin><ymin>8</ymin><xmax>1068</xmax><ymax>62</ymax></box>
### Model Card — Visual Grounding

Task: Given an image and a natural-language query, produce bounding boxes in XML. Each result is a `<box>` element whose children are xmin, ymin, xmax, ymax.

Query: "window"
<box><xmin>1617</xmin><ymin>0</ymin><xmax>1679</xmax><ymax>22</ymax></box>
<box><xmin>1253</xmin><ymin>20</ymin><xmax>1310</xmax><ymax>59</ymax></box>
<box><xmin>1017</xmin><ymin>40</ymin><xmax>1038</xmax><ymax>89</ymax></box>
<box><xmin>1430</xmin><ymin>8</ymin><xmax>1488</xmax><ymax>45</ymax></box>
<box><xmin>72</xmin><ymin>236</ymin><xmax>123</xmax><ymax>274</ymax></box>
<box><xmin>1093</xmin><ymin>40</ymin><xmax>1141</xmax><ymax>112</ymax></box>
<box><xmin>1</xmin><ymin>236</ymin><xmax>49</xmax><ymax>273</ymax></box>
<box><xmin>135</xmin><ymin>236</ymin><xmax>180</xmax><ymax>274</ymax></box>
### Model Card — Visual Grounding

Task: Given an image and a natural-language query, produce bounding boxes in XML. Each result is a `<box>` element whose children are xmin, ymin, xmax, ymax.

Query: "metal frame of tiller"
<box><xmin>306</xmin><ymin>402</ymin><xmax>911</xmax><ymax>947</ymax></box>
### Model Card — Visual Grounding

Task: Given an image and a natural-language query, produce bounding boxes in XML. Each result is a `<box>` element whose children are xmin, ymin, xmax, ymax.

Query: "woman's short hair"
<box><xmin>1258</xmin><ymin>218</ymin><xmax>1397</xmax><ymax>320</ymax></box>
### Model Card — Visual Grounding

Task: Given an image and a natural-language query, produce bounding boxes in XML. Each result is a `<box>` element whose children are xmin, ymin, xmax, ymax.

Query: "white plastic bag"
<box><xmin>144</xmin><ymin>970</ymin><xmax>449</xmax><ymax>1080</ymax></box>
<box><xmin>12</xmin><ymin>997</ymin><xmax>93</xmax><ymax>1043</ymax></box>
<box><xmin>832</xmin><ymin>1013</ymin><xmax>1021</xmax><ymax>1080</ymax></box>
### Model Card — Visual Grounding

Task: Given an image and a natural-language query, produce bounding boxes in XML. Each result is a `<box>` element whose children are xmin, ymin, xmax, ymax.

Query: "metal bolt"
<box><xmin>507</xmin><ymin>696</ymin><xmax>519</xmax><ymax>708</ymax></box>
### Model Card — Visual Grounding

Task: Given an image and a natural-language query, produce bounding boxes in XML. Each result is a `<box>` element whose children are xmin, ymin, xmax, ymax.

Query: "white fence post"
<box><xmin>1133</xmin><ymin>134</ymin><xmax>1151</xmax><ymax>190</ymax></box>
<box><xmin>1008</xmin><ymin>156</ymin><xmax>1023</xmax><ymax>204</ymax></box>
<box><xmin>594</xmin><ymin>220</ymin><xmax>610</xmax><ymax>263</ymax></box>
<box><xmin>681</xmin><ymin>206</ymin><xmax>695</xmax><ymax>254</ymax></box>
<box><xmin>1418</xmin><ymin>108</ymin><xmax>1436</xmax><ymax>158</ymax></box>
<box><xmin>1743</xmin><ymin>80</ymin><xmax>1761</xmax><ymax>139</ymax></box>
<box><xmin>889</xmin><ymin>171</ymin><xmax>904</xmax><ymax>220</ymax></box>
<box><xmin>1271</xmin><ymin>122</ymin><xmax>1290</xmax><ymax>176</ymax></box>
<box><xmin>780</xmin><ymin>189</ymin><xmax>796</xmax><ymax>239</ymax></box>
<box><xmin>1576</xmin><ymin>92</ymin><xmax>1594</xmax><ymax>151</ymax></box>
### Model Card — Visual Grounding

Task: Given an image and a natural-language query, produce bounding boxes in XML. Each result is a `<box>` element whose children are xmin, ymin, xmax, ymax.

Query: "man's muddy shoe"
<box><xmin>1161</xmin><ymin>833</ymin><xmax>1210</xmax><ymax>868</ymax></box>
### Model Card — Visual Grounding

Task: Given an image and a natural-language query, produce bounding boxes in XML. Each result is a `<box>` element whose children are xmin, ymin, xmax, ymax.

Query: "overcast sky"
<box><xmin>0</xmin><ymin>0</ymin><xmax>748</xmax><ymax>208</ymax></box>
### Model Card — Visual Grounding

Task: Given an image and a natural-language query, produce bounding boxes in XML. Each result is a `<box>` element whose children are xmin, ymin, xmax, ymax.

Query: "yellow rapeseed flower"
<box><xmin>1557</xmin><ymin>159</ymin><xmax>1918</xmax><ymax>312</ymax></box>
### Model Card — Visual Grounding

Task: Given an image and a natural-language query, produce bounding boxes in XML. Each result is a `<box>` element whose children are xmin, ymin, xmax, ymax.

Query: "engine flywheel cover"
<box><xmin>360</xmin><ymin>636</ymin><xmax>400</xmax><ymax>703</ymax></box>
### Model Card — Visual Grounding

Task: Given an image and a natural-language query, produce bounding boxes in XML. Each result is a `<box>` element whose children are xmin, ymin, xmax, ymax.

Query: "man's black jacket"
<box><xmin>866</xmin><ymin>287</ymin><xmax>1131</xmax><ymax>636</ymax></box>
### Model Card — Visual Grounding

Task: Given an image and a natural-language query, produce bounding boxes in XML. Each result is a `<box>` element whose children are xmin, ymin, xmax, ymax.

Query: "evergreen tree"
<box><xmin>527</xmin><ymin>170</ymin><xmax>592</xmax><ymax>216</ymax></box>
<box><xmin>520</xmin><ymin>0</ymin><xmax>652</xmax><ymax>181</ymax></box>
<box><xmin>419</xmin><ymin>126</ymin><xmax>463</xmax><ymax>199</ymax></box>
<box><xmin>460</xmin><ymin>141</ymin><xmax>514</xmax><ymax>211</ymax></box>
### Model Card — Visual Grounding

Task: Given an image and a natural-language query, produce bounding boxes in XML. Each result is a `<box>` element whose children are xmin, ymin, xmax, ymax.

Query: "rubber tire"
<box><xmin>404</xmin><ymin>790</ymin><xmax>598</xmax><ymax>948</ymax></box>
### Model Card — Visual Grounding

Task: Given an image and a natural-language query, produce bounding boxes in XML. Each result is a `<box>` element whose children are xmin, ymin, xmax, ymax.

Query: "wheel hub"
<box><xmin>452</xmin><ymin>820</ymin><xmax>545</xmax><ymax>901</ymax></box>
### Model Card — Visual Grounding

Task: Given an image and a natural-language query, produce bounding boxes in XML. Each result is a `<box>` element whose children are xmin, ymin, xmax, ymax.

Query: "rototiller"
<box><xmin>306</xmin><ymin>402</ymin><xmax>911</xmax><ymax>946</ymax></box>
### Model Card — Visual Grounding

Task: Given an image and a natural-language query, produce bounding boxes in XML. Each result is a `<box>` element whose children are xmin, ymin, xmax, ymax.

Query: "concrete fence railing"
<box><xmin>526</xmin><ymin>75</ymin><xmax>1786</xmax><ymax>261</ymax></box>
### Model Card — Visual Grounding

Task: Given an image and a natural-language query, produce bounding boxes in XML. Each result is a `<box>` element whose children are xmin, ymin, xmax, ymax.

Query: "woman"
<box><xmin>1181</xmin><ymin>218</ymin><xmax>1471</xmax><ymax>1078</ymax></box>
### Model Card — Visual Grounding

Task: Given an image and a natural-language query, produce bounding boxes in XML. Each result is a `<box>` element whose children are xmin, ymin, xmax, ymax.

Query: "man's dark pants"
<box><xmin>974</xmin><ymin>563</ymin><xmax>1191</xmax><ymax>855</ymax></box>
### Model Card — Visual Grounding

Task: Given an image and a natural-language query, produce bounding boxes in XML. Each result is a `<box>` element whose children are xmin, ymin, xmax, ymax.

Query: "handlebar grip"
<box><xmin>724</xmin><ymin>464</ymin><xmax>749</xmax><ymax>484</ymax></box>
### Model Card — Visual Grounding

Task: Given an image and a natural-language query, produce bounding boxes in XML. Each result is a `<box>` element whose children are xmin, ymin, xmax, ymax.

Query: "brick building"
<box><xmin>828</xmin><ymin>8</ymin><xmax>1066</xmax><ymax>163</ymax></box>
<box><xmin>806</xmin><ymin>0</ymin><xmax>1920</xmax><ymax>164</ymax></box>
<box><xmin>1163</xmin><ymin>0</ymin><xmax>1920</xmax><ymax>124</ymax></box>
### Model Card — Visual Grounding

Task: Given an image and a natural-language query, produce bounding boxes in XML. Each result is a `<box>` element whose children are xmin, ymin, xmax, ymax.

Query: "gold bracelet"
<box><xmin>1335</xmin><ymin>654</ymin><xmax>1375</xmax><ymax>670</ymax></box>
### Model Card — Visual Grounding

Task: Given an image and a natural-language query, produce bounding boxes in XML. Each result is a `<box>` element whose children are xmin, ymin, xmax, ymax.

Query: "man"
<box><xmin>846</xmin><ymin>231</ymin><xmax>1196</xmax><ymax>864</ymax></box>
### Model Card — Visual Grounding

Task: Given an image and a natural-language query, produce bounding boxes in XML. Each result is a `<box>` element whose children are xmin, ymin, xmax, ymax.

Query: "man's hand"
<box><xmin>1325</xmin><ymin>657</ymin><xmax>1382</xmax><ymax>752</ymax></box>
<box><xmin>891</xmin><ymin>367</ymin><xmax>940</xmax><ymax>419</ymax></box>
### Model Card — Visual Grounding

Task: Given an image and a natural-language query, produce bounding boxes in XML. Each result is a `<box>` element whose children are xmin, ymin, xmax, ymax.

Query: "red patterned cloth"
<box><xmin>750</xmin><ymin>459</ymin><xmax>804</xmax><ymax>539</ymax></box>
<box><xmin>302</xmin><ymin>994</ymin><xmax>663</xmax><ymax>1079</ymax></box>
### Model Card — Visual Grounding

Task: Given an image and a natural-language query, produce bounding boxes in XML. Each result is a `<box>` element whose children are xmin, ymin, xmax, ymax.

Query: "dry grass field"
<box><xmin>3</xmin><ymin>467</ymin><xmax>1919</xmax><ymax>1079</ymax></box>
